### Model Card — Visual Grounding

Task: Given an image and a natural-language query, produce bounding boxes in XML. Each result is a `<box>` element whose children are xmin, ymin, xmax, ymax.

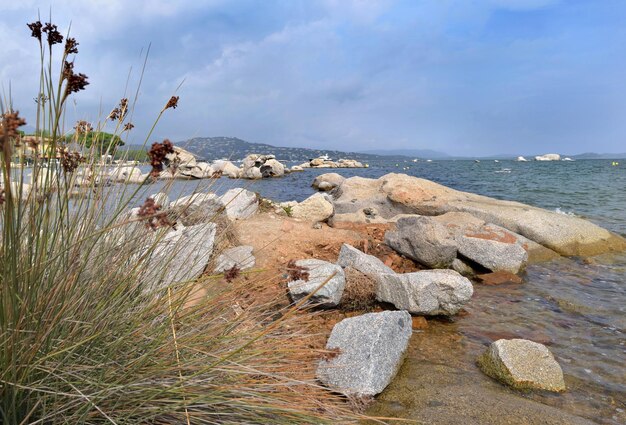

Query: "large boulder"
<box><xmin>241</xmin><ymin>154</ymin><xmax>285</xmax><ymax>179</ymax></box>
<box><xmin>376</xmin><ymin>269</ymin><xmax>473</xmax><ymax>315</ymax></box>
<box><xmin>336</xmin><ymin>244</ymin><xmax>395</xmax><ymax>280</ymax></box>
<box><xmin>169</xmin><ymin>193</ymin><xmax>225</xmax><ymax>225</ymax></box>
<box><xmin>535</xmin><ymin>153</ymin><xmax>561</xmax><ymax>161</ymax></box>
<box><xmin>212</xmin><ymin>160</ymin><xmax>241</xmax><ymax>178</ymax></box>
<box><xmin>331</xmin><ymin>173</ymin><xmax>626</xmax><ymax>257</ymax></box>
<box><xmin>219</xmin><ymin>189</ymin><xmax>258</xmax><ymax>220</ymax></box>
<box><xmin>316</xmin><ymin>310</ymin><xmax>412</xmax><ymax>396</ymax></box>
<box><xmin>457</xmin><ymin>235</ymin><xmax>528</xmax><ymax>274</ymax></box>
<box><xmin>477</xmin><ymin>339</ymin><xmax>566</xmax><ymax>392</ymax></box>
<box><xmin>312</xmin><ymin>173</ymin><xmax>345</xmax><ymax>191</ymax></box>
<box><xmin>287</xmin><ymin>259</ymin><xmax>345</xmax><ymax>307</ymax></box>
<box><xmin>260</xmin><ymin>158</ymin><xmax>285</xmax><ymax>178</ymax></box>
<box><xmin>214</xmin><ymin>245</ymin><xmax>255</xmax><ymax>273</ymax></box>
<box><xmin>385</xmin><ymin>216</ymin><xmax>457</xmax><ymax>268</ymax></box>
<box><xmin>179</xmin><ymin>162</ymin><xmax>213</xmax><ymax>179</ymax></box>
<box><xmin>109</xmin><ymin>166</ymin><xmax>145</xmax><ymax>184</ymax></box>
<box><xmin>141</xmin><ymin>222</ymin><xmax>216</xmax><ymax>293</ymax></box>
<box><xmin>165</xmin><ymin>146</ymin><xmax>197</xmax><ymax>168</ymax></box>
<box><xmin>290</xmin><ymin>193</ymin><xmax>334</xmax><ymax>222</ymax></box>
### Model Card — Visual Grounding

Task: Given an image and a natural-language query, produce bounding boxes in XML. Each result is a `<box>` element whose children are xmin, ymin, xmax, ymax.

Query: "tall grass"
<box><xmin>0</xmin><ymin>19</ymin><xmax>354</xmax><ymax>424</ymax></box>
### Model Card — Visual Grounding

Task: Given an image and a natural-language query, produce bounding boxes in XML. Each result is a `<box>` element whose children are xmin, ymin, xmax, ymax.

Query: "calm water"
<box><xmin>144</xmin><ymin>159</ymin><xmax>626</xmax><ymax>423</ymax></box>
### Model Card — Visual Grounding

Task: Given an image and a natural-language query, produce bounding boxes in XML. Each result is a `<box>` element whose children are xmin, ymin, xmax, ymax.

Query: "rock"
<box><xmin>376</xmin><ymin>270</ymin><xmax>473</xmax><ymax>315</ymax></box>
<box><xmin>260</xmin><ymin>158</ymin><xmax>285</xmax><ymax>177</ymax></box>
<box><xmin>142</xmin><ymin>222</ymin><xmax>216</xmax><ymax>293</ymax></box>
<box><xmin>242</xmin><ymin>154</ymin><xmax>285</xmax><ymax>179</ymax></box>
<box><xmin>477</xmin><ymin>271</ymin><xmax>523</xmax><ymax>285</ymax></box>
<box><xmin>290</xmin><ymin>165</ymin><xmax>304</xmax><ymax>172</ymax></box>
<box><xmin>219</xmin><ymin>189</ymin><xmax>258</xmax><ymax>220</ymax></box>
<box><xmin>287</xmin><ymin>259</ymin><xmax>345</xmax><ymax>307</ymax></box>
<box><xmin>457</xmin><ymin>235</ymin><xmax>529</xmax><ymax>274</ymax></box>
<box><xmin>312</xmin><ymin>173</ymin><xmax>345</xmax><ymax>191</ymax></box>
<box><xmin>336</xmin><ymin>244</ymin><xmax>395</xmax><ymax>282</ymax></box>
<box><xmin>165</xmin><ymin>146</ymin><xmax>196</xmax><ymax>168</ymax></box>
<box><xmin>311</xmin><ymin>158</ymin><xmax>324</xmax><ymax>167</ymax></box>
<box><xmin>169</xmin><ymin>193</ymin><xmax>225</xmax><ymax>225</ymax></box>
<box><xmin>477</xmin><ymin>339</ymin><xmax>566</xmax><ymax>392</ymax></box>
<box><xmin>451</xmin><ymin>258</ymin><xmax>476</xmax><ymax>277</ymax></box>
<box><xmin>212</xmin><ymin>160</ymin><xmax>241</xmax><ymax>178</ymax></box>
<box><xmin>214</xmin><ymin>246</ymin><xmax>255</xmax><ymax>273</ymax></box>
<box><xmin>179</xmin><ymin>162</ymin><xmax>213</xmax><ymax>179</ymax></box>
<box><xmin>149</xmin><ymin>192</ymin><xmax>170</xmax><ymax>207</ymax></box>
<box><xmin>534</xmin><ymin>153</ymin><xmax>561</xmax><ymax>161</ymax></box>
<box><xmin>331</xmin><ymin>173</ymin><xmax>626</xmax><ymax>257</ymax></box>
<box><xmin>316</xmin><ymin>310</ymin><xmax>412</xmax><ymax>396</ymax></box>
<box><xmin>385</xmin><ymin>216</ymin><xmax>457</xmax><ymax>268</ymax></box>
<box><xmin>109</xmin><ymin>166</ymin><xmax>145</xmax><ymax>184</ymax></box>
<box><xmin>290</xmin><ymin>193</ymin><xmax>334</xmax><ymax>222</ymax></box>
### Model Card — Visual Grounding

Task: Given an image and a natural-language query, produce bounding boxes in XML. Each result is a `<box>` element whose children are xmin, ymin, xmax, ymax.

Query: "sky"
<box><xmin>1</xmin><ymin>0</ymin><xmax>626</xmax><ymax>156</ymax></box>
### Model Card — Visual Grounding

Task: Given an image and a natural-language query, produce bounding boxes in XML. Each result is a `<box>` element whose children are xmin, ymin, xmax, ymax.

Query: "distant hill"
<box><xmin>175</xmin><ymin>136</ymin><xmax>385</xmax><ymax>162</ymax></box>
<box><xmin>569</xmin><ymin>152</ymin><xmax>626</xmax><ymax>159</ymax></box>
<box><xmin>360</xmin><ymin>148</ymin><xmax>450</xmax><ymax>159</ymax></box>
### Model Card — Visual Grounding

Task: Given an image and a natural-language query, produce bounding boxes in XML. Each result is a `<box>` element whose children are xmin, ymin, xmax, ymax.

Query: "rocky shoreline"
<box><xmin>109</xmin><ymin>168</ymin><xmax>626</xmax><ymax>422</ymax></box>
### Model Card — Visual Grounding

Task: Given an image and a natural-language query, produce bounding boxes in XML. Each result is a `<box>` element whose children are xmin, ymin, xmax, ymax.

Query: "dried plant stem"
<box><xmin>167</xmin><ymin>287</ymin><xmax>191</xmax><ymax>425</ymax></box>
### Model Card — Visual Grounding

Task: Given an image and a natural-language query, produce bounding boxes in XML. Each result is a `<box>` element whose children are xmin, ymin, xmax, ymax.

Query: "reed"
<box><xmin>0</xmin><ymin>18</ymin><xmax>354</xmax><ymax>424</ymax></box>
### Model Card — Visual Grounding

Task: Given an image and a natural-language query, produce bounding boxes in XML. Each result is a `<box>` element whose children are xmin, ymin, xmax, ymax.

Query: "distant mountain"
<box><xmin>569</xmin><ymin>152</ymin><xmax>626</xmax><ymax>159</ymax></box>
<box><xmin>176</xmin><ymin>136</ymin><xmax>385</xmax><ymax>162</ymax></box>
<box><xmin>360</xmin><ymin>148</ymin><xmax>450</xmax><ymax>159</ymax></box>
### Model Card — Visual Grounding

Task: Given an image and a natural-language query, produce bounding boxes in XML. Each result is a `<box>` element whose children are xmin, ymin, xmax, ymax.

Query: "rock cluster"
<box><xmin>241</xmin><ymin>154</ymin><xmax>285</xmax><ymax>179</ymax></box>
<box><xmin>298</xmin><ymin>157</ymin><xmax>366</xmax><ymax>169</ymax></box>
<box><xmin>322</xmin><ymin>172</ymin><xmax>626</xmax><ymax>258</ymax></box>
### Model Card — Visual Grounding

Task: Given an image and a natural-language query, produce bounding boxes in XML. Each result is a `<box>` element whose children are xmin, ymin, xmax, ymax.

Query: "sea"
<box><xmin>96</xmin><ymin>158</ymin><xmax>626</xmax><ymax>423</ymax></box>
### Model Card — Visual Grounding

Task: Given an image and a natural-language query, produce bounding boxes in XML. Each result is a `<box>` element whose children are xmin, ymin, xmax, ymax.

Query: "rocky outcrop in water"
<box><xmin>312</xmin><ymin>173</ymin><xmax>345</xmax><ymax>191</ymax></box>
<box><xmin>477</xmin><ymin>339</ymin><xmax>566</xmax><ymax>392</ymax></box>
<box><xmin>324</xmin><ymin>173</ymin><xmax>626</xmax><ymax>257</ymax></box>
<box><xmin>316</xmin><ymin>310</ymin><xmax>412</xmax><ymax>396</ymax></box>
<box><xmin>299</xmin><ymin>157</ymin><xmax>366</xmax><ymax>169</ymax></box>
<box><xmin>534</xmin><ymin>153</ymin><xmax>561</xmax><ymax>161</ymax></box>
<box><xmin>242</xmin><ymin>154</ymin><xmax>285</xmax><ymax>179</ymax></box>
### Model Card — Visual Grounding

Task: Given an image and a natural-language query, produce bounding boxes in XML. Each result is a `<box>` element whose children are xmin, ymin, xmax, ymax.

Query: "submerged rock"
<box><xmin>287</xmin><ymin>259</ymin><xmax>345</xmax><ymax>307</ymax></box>
<box><xmin>376</xmin><ymin>270</ymin><xmax>473</xmax><ymax>315</ymax></box>
<box><xmin>477</xmin><ymin>339</ymin><xmax>566</xmax><ymax>392</ymax></box>
<box><xmin>219</xmin><ymin>189</ymin><xmax>258</xmax><ymax>220</ymax></box>
<box><xmin>214</xmin><ymin>245</ymin><xmax>255</xmax><ymax>273</ymax></box>
<box><xmin>316</xmin><ymin>310</ymin><xmax>412</xmax><ymax>396</ymax></box>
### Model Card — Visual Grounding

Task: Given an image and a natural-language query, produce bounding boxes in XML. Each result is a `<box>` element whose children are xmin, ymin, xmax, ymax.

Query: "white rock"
<box><xmin>219</xmin><ymin>188</ymin><xmax>258</xmax><ymax>220</ymax></box>
<box><xmin>214</xmin><ymin>246</ymin><xmax>255</xmax><ymax>273</ymax></box>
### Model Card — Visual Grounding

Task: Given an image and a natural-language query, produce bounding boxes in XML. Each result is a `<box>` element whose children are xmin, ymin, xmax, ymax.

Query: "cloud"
<box><xmin>2</xmin><ymin>0</ymin><xmax>626</xmax><ymax>155</ymax></box>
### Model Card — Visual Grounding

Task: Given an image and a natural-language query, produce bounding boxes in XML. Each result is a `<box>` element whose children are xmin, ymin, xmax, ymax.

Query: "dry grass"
<box><xmin>340</xmin><ymin>267</ymin><xmax>378</xmax><ymax>312</ymax></box>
